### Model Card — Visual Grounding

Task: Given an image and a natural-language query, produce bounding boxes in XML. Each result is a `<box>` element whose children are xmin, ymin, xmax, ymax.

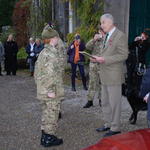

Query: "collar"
<box><xmin>30</xmin><ymin>43</ymin><xmax>35</xmax><ymax>46</ymax></box>
<box><xmin>107</xmin><ymin>27</ymin><xmax>116</xmax><ymax>39</ymax></box>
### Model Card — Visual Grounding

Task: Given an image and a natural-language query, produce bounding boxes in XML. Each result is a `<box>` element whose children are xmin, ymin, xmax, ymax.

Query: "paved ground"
<box><xmin>0</xmin><ymin>71</ymin><xmax>148</xmax><ymax>150</ymax></box>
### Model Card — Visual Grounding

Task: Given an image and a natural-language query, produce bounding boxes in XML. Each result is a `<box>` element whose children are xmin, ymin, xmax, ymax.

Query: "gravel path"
<box><xmin>0</xmin><ymin>71</ymin><xmax>147</xmax><ymax>150</ymax></box>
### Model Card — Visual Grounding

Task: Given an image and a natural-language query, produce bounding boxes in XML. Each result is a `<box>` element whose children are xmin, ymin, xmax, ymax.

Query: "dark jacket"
<box><xmin>129</xmin><ymin>39</ymin><xmax>150</xmax><ymax>64</ymax></box>
<box><xmin>4</xmin><ymin>41</ymin><xmax>18</xmax><ymax>57</ymax></box>
<box><xmin>35</xmin><ymin>44</ymin><xmax>44</xmax><ymax>55</ymax></box>
<box><xmin>140</xmin><ymin>68</ymin><xmax>150</xmax><ymax>120</ymax></box>
<box><xmin>67</xmin><ymin>41</ymin><xmax>85</xmax><ymax>63</ymax></box>
<box><xmin>25</xmin><ymin>43</ymin><xmax>37</xmax><ymax>58</ymax></box>
<box><xmin>140</xmin><ymin>68</ymin><xmax>150</xmax><ymax>98</ymax></box>
<box><xmin>4</xmin><ymin>41</ymin><xmax>18</xmax><ymax>72</ymax></box>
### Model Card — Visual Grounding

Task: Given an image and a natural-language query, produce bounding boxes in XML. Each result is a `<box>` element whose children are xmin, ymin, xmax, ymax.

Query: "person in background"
<box><xmin>4</xmin><ymin>34</ymin><xmax>18</xmax><ymax>75</ymax></box>
<box><xmin>140</xmin><ymin>66</ymin><xmax>150</xmax><ymax>127</ymax></box>
<box><xmin>130</xmin><ymin>32</ymin><xmax>150</xmax><ymax>65</ymax></box>
<box><xmin>34</xmin><ymin>38</ymin><xmax>44</xmax><ymax>61</ymax></box>
<box><xmin>26</xmin><ymin>37</ymin><xmax>36</xmax><ymax>76</ymax></box>
<box><xmin>83</xmin><ymin>27</ymin><xmax>105</xmax><ymax>108</ymax></box>
<box><xmin>0</xmin><ymin>41</ymin><xmax>5</xmax><ymax>76</ymax></box>
<box><xmin>34</xmin><ymin>25</ymin><xmax>64</xmax><ymax>147</ymax></box>
<box><xmin>67</xmin><ymin>34</ymin><xmax>88</xmax><ymax>91</ymax></box>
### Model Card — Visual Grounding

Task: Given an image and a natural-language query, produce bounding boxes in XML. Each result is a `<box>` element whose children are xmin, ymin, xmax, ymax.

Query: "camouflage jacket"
<box><xmin>34</xmin><ymin>44</ymin><xmax>64</xmax><ymax>101</ymax></box>
<box><xmin>56</xmin><ymin>38</ymin><xmax>67</xmax><ymax>73</ymax></box>
<box><xmin>86</xmin><ymin>38</ymin><xmax>103</xmax><ymax>55</ymax></box>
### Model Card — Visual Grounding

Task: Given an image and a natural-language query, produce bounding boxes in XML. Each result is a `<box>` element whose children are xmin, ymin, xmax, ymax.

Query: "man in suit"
<box><xmin>26</xmin><ymin>37</ymin><xmax>36</xmax><ymax>76</ymax></box>
<box><xmin>92</xmin><ymin>14</ymin><xmax>128</xmax><ymax>137</ymax></box>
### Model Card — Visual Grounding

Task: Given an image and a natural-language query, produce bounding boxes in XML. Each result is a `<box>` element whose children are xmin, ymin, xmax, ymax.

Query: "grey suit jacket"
<box><xmin>98</xmin><ymin>28</ymin><xmax>128</xmax><ymax>85</ymax></box>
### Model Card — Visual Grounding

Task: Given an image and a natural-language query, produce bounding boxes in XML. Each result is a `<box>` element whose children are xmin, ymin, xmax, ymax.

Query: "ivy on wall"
<box><xmin>66</xmin><ymin>0</ymin><xmax>104</xmax><ymax>43</ymax></box>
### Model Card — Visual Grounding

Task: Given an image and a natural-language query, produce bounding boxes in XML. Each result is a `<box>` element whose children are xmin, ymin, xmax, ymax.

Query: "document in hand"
<box><xmin>79</xmin><ymin>51</ymin><xmax>96</xmax><ymax>59</ymax></box>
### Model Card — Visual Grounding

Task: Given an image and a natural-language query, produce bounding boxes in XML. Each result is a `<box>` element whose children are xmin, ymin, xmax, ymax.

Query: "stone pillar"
<box><xmin>69</xmin><ymin>1</ymin><xmax>73</xmax><ymax>33</ymax></box>
<box><xmin>104</xmin><ymin>0</ymin><xmax>130</xmax><ymax>37</ymax></box>
<box><xmin>54</xmin><ymin>0</ymin><xmax>69</xmax><ymax>39</ymax></box>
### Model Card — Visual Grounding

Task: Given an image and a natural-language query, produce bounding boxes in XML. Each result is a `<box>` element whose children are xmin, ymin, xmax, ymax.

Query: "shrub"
<box><xmin>0</xmin><ymin>27</ymin><xmax>16</xmax><ymax>43</ymax></box>
<box><xmin>17</xmin><ymin>47</ymin><xmax>27</xmax><ymax>59</ymax></box>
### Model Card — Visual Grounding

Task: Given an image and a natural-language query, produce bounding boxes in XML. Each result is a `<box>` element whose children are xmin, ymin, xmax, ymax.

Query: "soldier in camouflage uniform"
<box><xmin>83</xmin><ymin>29</ymin><xmax>105</xmax><ymax>108</ymax></box>
<box><xmin>34</xmin><ymin>25</ymin><xmax>64</xmax><ymax>147</ymax></box>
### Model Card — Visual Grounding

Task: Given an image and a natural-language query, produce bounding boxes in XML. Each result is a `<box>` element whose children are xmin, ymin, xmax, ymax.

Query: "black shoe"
<box><xmin>59</xmin><ymin>112</ymin><xmax>62</xmax><ymax>119</ymax></box>
<box><xmin>41</xmin><ymin>131</ymin><xmax>63</xmax><ymax>147</ymax></box>
<box><xmin>6</xmin><ymin>73</ymin><xmax>11</xmax><ymax>75</ymax></box>
<box><xmin>96</xmin><ymin>126</ymin><xmax>110</xmax><ymax>132</ymax></box>
<box><xmin>72</xmin><ymin>87</ymin><xmax>76</xmax><ymax>91</ymax></box>
<box><xmin>83</xmin><ymin>101</ymin><xmax>93</xmax><ymax>108</ymax></box>
<box><xmin>99</xmin><ymin>99</ymin><xmax>101</xmax><ymax>107</ymax></box>
<box><xmin>103</xmin><ymin>130</ymin><xmax>121</xmax><ymax>137</ymax></box>
<box><xmin>83</xmin><ymin>86</ymin><xmax>88</xmax><ymax>90</ymax></box>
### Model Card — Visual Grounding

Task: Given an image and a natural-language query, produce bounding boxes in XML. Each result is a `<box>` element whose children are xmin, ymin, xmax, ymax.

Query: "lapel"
<box><xmin>101</xmin><ymin>28</ymin><xmax>119</xmax><ymax>53</ymax></box>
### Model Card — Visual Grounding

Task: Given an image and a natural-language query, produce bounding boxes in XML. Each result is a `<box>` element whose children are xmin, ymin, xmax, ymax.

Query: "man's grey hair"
<box><xmin>29</xmin><ymin>37</ymin><xmax>35</xmax><ymax>41</ymax></box>
<box><xmin>100</xmin><ymin>13</ymin><xmax>114</xmax><ymax>24</ymax></box>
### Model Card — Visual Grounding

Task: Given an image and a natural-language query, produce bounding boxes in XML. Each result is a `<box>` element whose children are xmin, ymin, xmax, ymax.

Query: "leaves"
<box><xmin>0</xmin><ymin>0</ymin><xmax>17</xmax><ymax>28</ymax></box>
<box><xmin>67</xmin><ymin>0</ymin><xmax>104</xmax><ymax>43</ymax></box>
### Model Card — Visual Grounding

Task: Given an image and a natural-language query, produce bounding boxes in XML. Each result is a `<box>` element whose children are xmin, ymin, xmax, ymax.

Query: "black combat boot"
<box><xmin>99</xmin><ymin>99</ymin><xmax>102</xmax><ymax>107</ymax></box>
<box><xmin>58</xmin><ymin>112</ymin><xmax>62</xmax><ymax>119</ymax></box>
<box><xmin>83</xmin><ymin>101</ymin><xmax>93</xmax><ymax>108</ymax></box>
<box><xmin>41</xmin><ymin>130</ymin><xmax>63</xmax><ymax>147</ymax></box>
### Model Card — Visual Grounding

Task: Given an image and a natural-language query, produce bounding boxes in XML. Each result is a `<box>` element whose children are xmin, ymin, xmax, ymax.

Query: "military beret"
<box><xmin>42</xmin><ymin>24</ymin><xmax>59</xmax><ymax>40</ymax></box>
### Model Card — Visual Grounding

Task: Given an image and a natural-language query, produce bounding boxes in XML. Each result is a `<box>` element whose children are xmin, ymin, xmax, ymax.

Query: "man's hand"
<box><xmin>92</xmin><ymin>56</ymin><xmax>105</xmax><ymax>63</ymax></box>
<box><xmin>47</xmin><ymin>92</ymin><xmax>56</xmax><ymax>98</ymax></box>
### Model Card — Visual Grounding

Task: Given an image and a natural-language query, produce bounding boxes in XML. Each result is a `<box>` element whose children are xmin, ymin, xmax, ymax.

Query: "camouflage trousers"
<box><xmin>87</xmin><ymin>63</ymin><xmax>101</xmax><ymax>101</ymax></box>
<box><xmin>41</xmin><ymin>100</ymin><xmax>61</xmax><ymax>135</ymax></box>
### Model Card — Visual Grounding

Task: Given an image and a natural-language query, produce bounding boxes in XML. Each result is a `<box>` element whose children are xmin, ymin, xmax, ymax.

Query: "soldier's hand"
<box><xmin>47</xmin><ymin>92</ymin><xmax>56</xmax><ymax>98</ymax></box>
<box><xmin>94</xmin><ymin>34</ymin><xmax>102</xmax><ymax>41</ymax></box>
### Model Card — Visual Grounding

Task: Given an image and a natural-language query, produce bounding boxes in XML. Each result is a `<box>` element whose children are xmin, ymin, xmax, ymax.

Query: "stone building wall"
<box><xmin>104</xmin><ymin>0</ymin><xmax>130</xmax><ymax>36</ymax></box>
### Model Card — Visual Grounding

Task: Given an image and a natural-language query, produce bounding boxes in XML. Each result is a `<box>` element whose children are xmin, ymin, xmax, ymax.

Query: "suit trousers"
<box><xmin>101</xmin><ymin>84</ymin><xmax>122</xmax><ymax>131</ymax></box>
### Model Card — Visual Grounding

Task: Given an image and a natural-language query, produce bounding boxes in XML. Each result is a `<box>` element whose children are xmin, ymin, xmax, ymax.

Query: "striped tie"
<box><xmin>103</xmin><ymin>33</ymin><xmax>109</xmax><ymax>48</ymax></box>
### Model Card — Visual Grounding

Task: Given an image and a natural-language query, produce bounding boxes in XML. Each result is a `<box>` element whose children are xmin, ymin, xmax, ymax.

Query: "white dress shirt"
<box><xmin>106</xmin><ymin>27</ymin><xmax>116</xmax><ymax>43</ymax></box>
<box><xmin>30</xmin><ymin>43</ymin><xmax>35</xmax><ymax>52</ymax></box>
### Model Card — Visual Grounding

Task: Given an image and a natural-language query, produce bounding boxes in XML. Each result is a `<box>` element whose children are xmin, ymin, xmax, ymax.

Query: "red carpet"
<box><xmin>82</xmin><ymin>129</ymin><xmax>150</xmax><ymax>150</ymax></box>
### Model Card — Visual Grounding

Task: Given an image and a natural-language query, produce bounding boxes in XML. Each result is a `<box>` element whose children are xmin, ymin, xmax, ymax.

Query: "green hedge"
<box><xmin>17</xmin><ymin>47</ymin><xmax>27</xmax><ymax>59</ymax></box>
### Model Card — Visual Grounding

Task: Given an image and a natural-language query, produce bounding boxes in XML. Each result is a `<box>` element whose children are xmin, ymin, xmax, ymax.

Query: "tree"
<box><xmin>12</xmin><ymin>0</ymin><xmax>30</xmax><ymax>48</ymax></box>
<box><xmin>0</xmin><ymin>0</ymin><xmax>17</xmax><ymax>31</ymax></box>
<box><xmin>28</xmin><ymin>0</ymin><xmax>52</xmax><ymax>37</ymax></box>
